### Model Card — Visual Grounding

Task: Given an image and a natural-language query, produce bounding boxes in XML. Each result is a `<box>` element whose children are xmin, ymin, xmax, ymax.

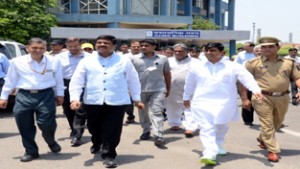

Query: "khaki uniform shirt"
<box><xmin>245</xmin><ymin>56</ymin><xmax>300</xmax><ymax>92</ymax></box>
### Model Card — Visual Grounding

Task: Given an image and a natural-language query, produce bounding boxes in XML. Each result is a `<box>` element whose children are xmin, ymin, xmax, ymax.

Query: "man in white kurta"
<box><xmin>183</xmin><ymin>42</ymin><xmax>262</xmax><ymax>165</ymax></box>
<box><xmin>165</xmin><ymin>43</ymin><xmax>198</xmax><ymax>136</ymax></box>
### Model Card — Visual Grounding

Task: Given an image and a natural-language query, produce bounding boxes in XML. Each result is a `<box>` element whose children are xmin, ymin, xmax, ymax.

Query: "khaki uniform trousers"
<box><xmin>252</xmin><ymin>94</ymin><xmax>289</xmax><ymax>153</ymax></box>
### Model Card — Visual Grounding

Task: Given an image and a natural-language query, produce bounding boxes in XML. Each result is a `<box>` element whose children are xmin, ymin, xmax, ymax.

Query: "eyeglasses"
<box><xmin>174</xmin><ymin>51</ymin><xmax>184</xmax><ymax>53</ymax></box>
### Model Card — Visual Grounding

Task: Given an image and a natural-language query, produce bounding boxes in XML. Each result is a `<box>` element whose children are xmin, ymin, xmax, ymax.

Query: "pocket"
<box><xmin>279</xmin><ymin>68</ymin><xmax>290</xmax><ymax>78</ymax></box>
<box><xmin>255</xmin><ymin>67</ymin><xmax>268</xmax><ymax>77</ymax></box>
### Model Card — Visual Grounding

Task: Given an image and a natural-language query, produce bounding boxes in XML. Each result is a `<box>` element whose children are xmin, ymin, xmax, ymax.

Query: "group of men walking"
<box><xmin>0</xmin><ymin>35</ymin><xmax>299</xmax><ymax>168</ymax></box>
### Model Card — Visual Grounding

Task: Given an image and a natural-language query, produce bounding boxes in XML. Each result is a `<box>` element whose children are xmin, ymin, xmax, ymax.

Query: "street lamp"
<box><xmin>252</xmin><ymin>22</ymin><xmax>256</xmax><ymax>42</ymax></box>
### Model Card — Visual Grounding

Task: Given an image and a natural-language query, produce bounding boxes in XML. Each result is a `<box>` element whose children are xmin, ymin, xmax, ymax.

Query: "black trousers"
<box><xmin>242</xmin><ymin>90</ymin><xmax>254</xmax><ymax>123</ymax></box>
<box><xmin>14</xmin><ymin>89</ymin><xmax>57</xmax><ymax>155</ymax></box>
<box><xmin>85</xmin><ymin>104</ymin><xmax>126</xmax><ymax>159</ymax></box>
<box><xmin>291</xmin><ymin>81</ymin><xmax>298</xmax><ymax>100</ymax></box>
<box><xmin>62</xmin><ymin>79</ymin><xmax>86</xmax><ymax>139</ymax></box>
<box><xmin>125</xmin><ymin>100</ymin><xmax>135</xmax><ymax>120</ymax></box>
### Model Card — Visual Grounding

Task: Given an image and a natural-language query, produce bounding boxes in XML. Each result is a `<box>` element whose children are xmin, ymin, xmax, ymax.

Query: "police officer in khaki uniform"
<box><xmin>243</xmin><ymin>37</ymin><xmax>300</xmax><ymax>162</ymax></box>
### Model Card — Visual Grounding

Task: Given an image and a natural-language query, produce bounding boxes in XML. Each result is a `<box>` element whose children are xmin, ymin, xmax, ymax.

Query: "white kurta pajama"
<box><xmin>183</xmin><ymin>57</ymin><xmax>260</xmax><ymax>160</ymax></box>
<box><xmin>165</xmin><ymin>56</ymin><xmax>199</xmax><ymax>130</ymax></box>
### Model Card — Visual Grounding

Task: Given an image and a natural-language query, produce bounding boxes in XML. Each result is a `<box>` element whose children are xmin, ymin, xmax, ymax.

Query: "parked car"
<box><xmin>0</xmin><ymin>40</ymin><xmax>28</xmax><ymax>112</ymax></box>
<box><xmin>0</xmin><ymin>40</ymin><xmax>27</xmax><ymax>59</ymax></box>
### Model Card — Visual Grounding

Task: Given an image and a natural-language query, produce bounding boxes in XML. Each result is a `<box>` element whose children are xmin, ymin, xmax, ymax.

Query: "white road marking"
<box><xmin>281</xmin><ymin>128</ymin><xmax>300</xmax><ymax>137</ymax></box>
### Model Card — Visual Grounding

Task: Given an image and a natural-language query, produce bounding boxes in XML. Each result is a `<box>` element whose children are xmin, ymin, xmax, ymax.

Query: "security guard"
<box><xmin>243</xmin><ymin>37</ymin><xmax>300</xmax><ymax>162</ymax></box>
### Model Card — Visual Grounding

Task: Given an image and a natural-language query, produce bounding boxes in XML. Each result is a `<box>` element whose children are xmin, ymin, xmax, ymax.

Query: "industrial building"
<box><xmin>50</xmin><ymin>0</ymin><xmax>247</xmax><ymax>55</ymax></box>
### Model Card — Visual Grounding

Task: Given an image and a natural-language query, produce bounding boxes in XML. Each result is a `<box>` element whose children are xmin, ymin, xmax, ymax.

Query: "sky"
<box><xmin>232</xmin><ymin>0</ymin><xmax>300</xmax><ymax>43</ymax></box>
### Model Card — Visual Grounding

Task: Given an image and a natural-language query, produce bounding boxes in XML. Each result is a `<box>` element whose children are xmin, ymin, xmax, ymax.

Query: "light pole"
<box><xmin>252</xmin><ymin>22</ymin><xmax>256</xmax><ymax>42</ymax></box>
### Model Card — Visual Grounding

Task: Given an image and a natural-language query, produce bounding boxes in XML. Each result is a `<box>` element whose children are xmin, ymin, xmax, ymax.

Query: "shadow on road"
<box><xmin>280</xmin><ymin>148</ymin><xmax>300</xmax><ymax>156</ymax></box>
<box><xmin>117</xmin><ymin>154</ymin><xmax>155</xmax><ymax>165</ymax></box>
<box><xmin>13</xmin><ymin>152</ymin><xmax>81</xmax><ymax>161</ymax></box>
<box><xmin>0</xmin><ymin>132</ymin><xmax>19</xmax><ymax>139</ymax></box>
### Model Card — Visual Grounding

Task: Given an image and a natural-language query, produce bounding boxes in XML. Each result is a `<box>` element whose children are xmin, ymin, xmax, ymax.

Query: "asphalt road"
<box><xmin>1</xmin><ymin>102</ymin><xmax>300</xmax><ymax>169</ymax></box>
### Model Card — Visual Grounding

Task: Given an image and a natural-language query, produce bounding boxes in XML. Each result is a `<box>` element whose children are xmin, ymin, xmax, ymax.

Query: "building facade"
<box><xmin>50</xmin><ymin>0</ymin><xmax>242</xmax><ymax>56</ymax></box>
<box><xmin>52</xmin><ymin>0</ymin><xmax>230</xmax><ymax>29</ymax></box>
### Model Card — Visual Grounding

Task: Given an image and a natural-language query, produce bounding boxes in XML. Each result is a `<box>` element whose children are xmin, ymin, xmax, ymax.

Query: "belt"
<box><xmin>19</xmin><ymin>87</ymin><xmax>53</xmax><ymax>94</ymax></box>
<box><xmin>261</xmin><ymin>90</ymin><xmax>290</xmax><ymax>96</ymax></box>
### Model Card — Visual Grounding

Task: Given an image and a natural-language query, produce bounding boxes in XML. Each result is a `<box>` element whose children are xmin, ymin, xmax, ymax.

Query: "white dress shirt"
<box><xmin>284</xmin><ymin>55</ymin><xmax>300</xmax><ymax>63</ymax></box>
<box><xmin>167</xmin><ymin>56</ymin><xmax>199</xmax><ymax>103</ymax></box>
<box><xmin>0</xmin><ymin>53</ymin><xmax>10</xmax><ymax>78</ymax></box>
<box><xmin>183</xmin><ymin>57</ymin><xmax>261</xmax><ymax>124</ymax></box>
<box><xmin>56</xmin><ymin>51</ymin><xmax>90</xmax><ymax>79</ymax></box>
<box><xmin>234</xmin><ymin>51</ymin><xmax>255</xmax><ymax>65</ymax></box>
<box><xmin>69</xmin><ymin>52</ymin><xmax>141</xmax><ymax>105</ymax></box>
<box><xmin>0</xmin><ymin>54</ymin><xmax>64</xmax><ymax>100</ymax></box>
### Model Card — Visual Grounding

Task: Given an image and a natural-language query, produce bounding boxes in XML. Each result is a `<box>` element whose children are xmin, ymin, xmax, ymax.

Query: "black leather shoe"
<box><xmin>103</xmin><ymin>157</ymin><xmax>118</xmax><ymax>168</ymax></box>
<box><xmin>49</xmin><ymin>143</ymin><xmax>61</xmax><ymax>153</ymax></box>
<box><xmin>140</xmin><ymin>131</ymin><xmax>150</xmax><ymax>140</ymax></box>
<box><xmin>184</xmin><ymin>130</ymin><xmax>194</xmax><ymax>138</ymax></box>
<box><xmin>71</xmin><ymin>138</ymin><xmax>82</xmax><ymax>147</ymax></box>
<box><xmin>125</xmin><ymin>118</ymin><xmax>135</xmax><ymax>124</ymax></box>
<box><xmin>20</xmin><ymin>153</ymin><xmax>39</xmax><ymax>162</ymax></box>
<box><xmin>244</xmin><ymin>122</ymin><xmax>254</xmax><ymax>126</ymax></box>
<box><xmin>154</xmin><ymin>137</ymin><xmax>166</xmax><ymax>146</ymax></box>
<box><xmin>90</xmin><ymin>145</ymin><xmax>100</xmax><ymax>154</ymax></box>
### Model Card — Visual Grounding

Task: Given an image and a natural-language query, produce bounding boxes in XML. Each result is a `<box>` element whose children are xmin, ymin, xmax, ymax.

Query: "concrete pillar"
<box><xmin>172</xmin><ymin>0</ymin><xmax>177</xmax><ymax>16</ymax></box>
<box><xmin>108</xmin><ymin>0</ymin><xmax>120</xmax><ymax>28</ymax></box>
<box><xmin>108</xmin><ymin>0</ymin><xmax>119</xmax><ymax>15</ymax></box>
<box><xmin>160</xmin><ymin>0</ymin><xmax>169</xmax><ymax>16</ymax></box>
<box><xmin>228</xmin><ymin>0</ymin><xmax>235</xmax><ymax>30</ymax></box>
<box><xmin>228</xmin><ymin>0</ymin><xmax>236</xmax><ymax>58</ymax></box>
<box><xmin>184</xmin><ymin>0</ymin><xmax>192</xmax><ymax>16</ymax></box>
<box><xmin>215</xmin><ymin>0</ymin><xmax>222</xmax><ymax>29</ymax></box>
<box><xmin>124</xmin><ymin>0</ymin><xmax>131</xmax><ymax>15</ymax></box>
<box><xmin>70</xmin><ymin>0</ymin><xmax>79</xmax><ymax>14</ymax></box>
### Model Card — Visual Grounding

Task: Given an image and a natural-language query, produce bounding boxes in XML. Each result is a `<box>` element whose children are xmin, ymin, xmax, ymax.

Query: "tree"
<box><xmin>0</xmin><ymin>0</ymin><xmax>57</xmax><ymax>44</ymax></box>
<box><xmin>178</xmin><ymin>16</ymin><xmax>219</xmax><ymax>30</ymax></box>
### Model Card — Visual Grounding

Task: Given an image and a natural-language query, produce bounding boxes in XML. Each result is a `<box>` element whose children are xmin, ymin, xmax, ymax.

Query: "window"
<box><xmin>80</xmin><ymin>0</ymin><xmax>108</xmax><ymax>14</ymax></box>
<box><xmin>60</xmin><ymin>0</ymin><xmax>71</xmax><ymax>13</ymax></box>
<box><xmin>5</xmin><ymin>44</ymin><xmax>16</xmax><ymax>59</ymax></box>
<box><xmin>18</xmin><ymin>45</ymin><xmax>27</xmax><ymax>55</ymax></box>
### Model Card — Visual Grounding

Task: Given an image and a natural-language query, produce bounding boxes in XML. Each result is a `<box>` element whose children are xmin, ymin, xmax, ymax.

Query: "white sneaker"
<box><xmin>218</xmin><ymin>147</ymin><xmax>227</xmax><ymax>156</ymax></box>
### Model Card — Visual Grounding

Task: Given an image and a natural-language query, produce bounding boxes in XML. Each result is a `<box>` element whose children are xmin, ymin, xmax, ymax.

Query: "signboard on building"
<box><xmin>145</xmin><ymin>30</ymin><xmax>201</xmax><ymax>39</ymax></box>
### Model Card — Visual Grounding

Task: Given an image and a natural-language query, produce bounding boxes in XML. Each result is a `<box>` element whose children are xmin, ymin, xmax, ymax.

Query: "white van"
<box><xmin>0</xmin><ymin>40</ymin><xmax>27</xmax><ymax>59</ymax></box>
<box><xmin>0</xmin><ymin>40</ymin><xmax>27</xmax><ymax>111</ymax></box>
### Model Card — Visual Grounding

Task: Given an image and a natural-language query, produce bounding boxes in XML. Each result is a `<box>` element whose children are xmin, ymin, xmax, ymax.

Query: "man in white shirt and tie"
<box><xmin>0</xmin><ymin>37</ymin><xmax>64</xmax><ymax>162</ymax></box>
<box><xmin>56</xmin><ymin>37</ymin><xmax>91</xmax><ymax>146</ymax></box>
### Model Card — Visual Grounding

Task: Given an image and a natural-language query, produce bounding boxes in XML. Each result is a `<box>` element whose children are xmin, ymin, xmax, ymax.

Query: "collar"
<box><xmin>203</xmin><ymin>56</ymin><xmax>227</xmax><ymax>65</ymax></box>
<box><xmin>68</xmin><ymin>51</ymin><xmax>85</xmax><ymax>58</ymax></box>
<box><xmin>176</xmin><ymin>55</ymin><xmax>189</xmax><ymax>62</ymax></box>
<box><xmin>140</xmin><ymin>52</ymin><xmax>159</xmax><ymax>59</ymax></box>
<box><xmin>98</xmin><ymin>51</ymin><xmax>114</xmax><ymax>60</ymax></box>
<box><xmin>261</xmin><ymin>55</ymin><xmax>283</xmax><ymax>62</ymax></box>
<box><xmin>27</xmin><ymin>54</ymin><xmax>47</xmax><ymax>64</ymax></box>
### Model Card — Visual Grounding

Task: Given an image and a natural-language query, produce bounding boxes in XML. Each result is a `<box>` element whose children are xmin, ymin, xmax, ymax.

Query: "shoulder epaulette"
<box><xmin>283</xmin><ymin>57</ymin><xmax>295</xmax><ymax>63</ymax></box>
<box><xmin>247</xmin><ymin>57</ymin><xmax>260</xmax><ymax>63</ymax></box>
